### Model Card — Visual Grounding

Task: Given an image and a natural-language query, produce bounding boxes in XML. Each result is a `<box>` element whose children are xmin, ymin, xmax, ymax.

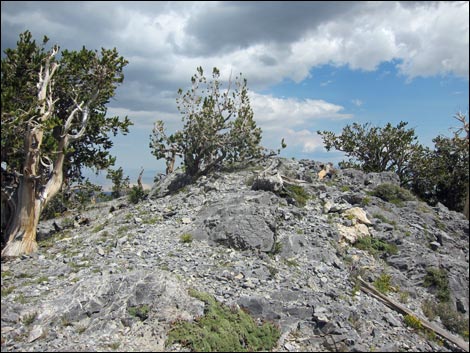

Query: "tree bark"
<box><xmin>166</xmin><ymin>151</ymin><xmax>176</xmax><ymax>174</ymax></box>
<box><xmin>1</xmin><ymin>126</ymin><xmax>66</xmax><ymax>257</ymax></box>
<box><xmin>1</xmin><ymin>46</ymin><xmax>92</xmax><ymax>258</ymax></box>
<box><xmin>2</xmin><ymin>177</ymin><xmax>41</xmax><ymax>256</ymax></box>
<box><xmin>464</xmin><ymin>184</ymin><xmax>469</xmax><ymax>220</ymax></box>
<box><xmin>137</xmin><ymin>168</ymin><xmax>144</xmax><ymax>190</ymax></box>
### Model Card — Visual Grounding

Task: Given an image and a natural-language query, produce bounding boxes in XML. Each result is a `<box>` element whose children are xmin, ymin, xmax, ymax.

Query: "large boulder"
<box><xmin>251</xmin><ymin>172</ymin><xmax>283</xmax><ymax>192</ymax></box>
<box><xmin>191</xmin><ymin>192</ymin><xmax>278</xmax><ymax>252</ymax></box>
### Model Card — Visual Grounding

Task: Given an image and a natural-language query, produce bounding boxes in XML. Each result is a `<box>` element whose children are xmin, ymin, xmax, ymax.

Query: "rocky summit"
<box><xmin>1</xmin><ymin>157</ymin><xmax>469</xmax><ymax>352</ymax></box>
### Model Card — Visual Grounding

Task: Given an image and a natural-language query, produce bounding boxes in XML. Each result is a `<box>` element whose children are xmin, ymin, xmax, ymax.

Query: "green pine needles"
<box><xmin>150</xmin><ymin>67</ymin><xmax>283</xmax><ymax>180</ymax></box>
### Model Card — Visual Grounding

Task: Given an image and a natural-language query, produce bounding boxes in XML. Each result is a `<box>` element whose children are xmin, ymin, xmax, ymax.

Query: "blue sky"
<box><xmin>1</xmin><ymin>1</ymin><xmax>468</xmax><ymax>189</ymax></box>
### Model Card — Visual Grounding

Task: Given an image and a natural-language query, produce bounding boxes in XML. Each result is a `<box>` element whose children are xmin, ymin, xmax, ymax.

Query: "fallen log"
<box><xmin>280</xmin><ymin>175</ymin><xmax>309</xmax><ymax>185</ymax></box>
<box><xmin>358</xmin><ymin>276</ymin><xmax>469</xmax><ymax>352</ymax></box>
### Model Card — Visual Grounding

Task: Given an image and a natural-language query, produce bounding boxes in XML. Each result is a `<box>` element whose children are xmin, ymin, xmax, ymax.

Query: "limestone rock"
<box><xmin>337</xmin><ymin>223</ymin><xmax>370</xmax><ymax>244</ymax></box>
<box><xmin>2</xmin><ymin>156</ymin><xmax>468</xmax><ymax>353</ymax></box>
<box><xmin>365</xmin><ymin>171</ymin><xmax>400</xmax><ymax>187</ymax></box>
<box><xmin>251</xmin><ymin>172</ymin><xmax>283</xmax><ymax>192</ymax></box>
<box><xmin>27</xmin><ymin>325</ymin><xmax>44</xmax><ymax>343</ymax></box>
<box><xmin>342</xmin><ymin>207</ymin><xmax>372</xmax><ymax>225</ymax></box>
<box><xmin>192</xmin><ymin>192</ymin><xmax>278</xmax><ymax>252</ymax></box>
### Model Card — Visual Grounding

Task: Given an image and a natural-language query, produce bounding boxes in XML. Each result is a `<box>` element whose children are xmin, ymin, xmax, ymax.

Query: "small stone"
<box><xmin>429</xmin><ymin>241</ymin><xmax>441</xmax><ymax>250</ymax></box>
<box><xmin>28</xmin><ymin>325</ymin><xmax>44</xmax><ymax>342</ymax></box>
<box><xmin>181</xmin><ymin>217</ymin><xmax>191</xmax><ymax>224</ymax></box>
<box><xmin>384</xmin><ymin>313</ymin><xmax>401</xmax><ymax>327</ymax></box>
<box><xmin>234</xmin><ymin>273</ymin><xmax>244</xmax><ymax>280</ymax></box>
<box><xmin>284</xmin><ymin>342</ymin><xmax>297</xmax><ymax>351</ymax></box>
<box><xmin>118</xmin><ymin>236</ymin><xmax>128</xmax><ymax>246</ymax></box>
<box><xmin>243</xmin><ymin>279</ymin><xmax>256</xmax><ymax>289</ymax></box>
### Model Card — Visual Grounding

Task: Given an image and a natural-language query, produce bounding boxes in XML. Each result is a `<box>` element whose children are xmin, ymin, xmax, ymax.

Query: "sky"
<box><xmin>1</xmin><ymin>1</ymin><xmax>469</xmax><ymax>189</ymax></box>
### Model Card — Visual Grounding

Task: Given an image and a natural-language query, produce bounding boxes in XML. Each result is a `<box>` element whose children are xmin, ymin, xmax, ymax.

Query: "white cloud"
<box><xmin>248</xmin><ymin>93</ymin><xmax>352</xmax><ymax>153</ymax></box>
<box><xmin>250</xmin><ymin>92</ymin><xmax>352</xmax><ymax>126</ymax></box>
<box><xmin>106</xmin><ymin>106</ymin><xmax>181</xmax><ymax>132</ymax></box>
<box><xmin>3</xmin><ymin>2</ymin><xmax>467</xmax><ymax>90</ymax></box>
<box><xmin>1</xmin><ymin>1</ymin><xmax>468</xmax><ymax>171</ymax></box>
<box><xmin>284</xmin><ymin>129</ymin><xmax>325</xmax><ymax>153</ymax></box>
<box><xmin>394</xmin><ymin>2</ymin><xmax>469</xmax><ymax>79</ymax></box>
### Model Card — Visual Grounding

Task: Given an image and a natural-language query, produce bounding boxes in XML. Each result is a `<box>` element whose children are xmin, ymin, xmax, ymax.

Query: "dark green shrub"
<box><xmin>353</xmin><ymin>236</ymin><xmax>398</xmax><ymax>258</ymax></box>
<box><xmin>166</xmin><ymin>289</ymin><xmax>280</xmax><ymax>352</ymax></box>
<box><xmin>271</xmin><ymin>241</ymin><xmax>283</xmax><ymax>255</ymax></box>
<box><xmin>282</xmin><ymin>185</ymin><xmax>310</xmax><ymax>207</ymax></box>
<box><xmin>128</xmin><ymin>304</ymin><xmax>150</xmax><ymax>321</ymax></box>
<box><xmin>371</xmin><ymin>183</ymin><xmax>415</xmax><ymax>206</ymax></box>
<box><xmin>423</xmin><ymin>267</ymin><xmax>450</xmax><ymax>302</ymax></box>
<box><xmin>128</xmin><ymin>185</ymin><xmax>146</xmax><ymax>204</ymax></box>
<box><xmin>422</xmin><ymin>300</ymin><xmax>469</xmax><ymax>339</ymax></box>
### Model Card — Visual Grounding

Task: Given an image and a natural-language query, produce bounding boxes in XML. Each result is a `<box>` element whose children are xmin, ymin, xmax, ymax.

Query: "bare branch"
<box><xmin>37</xmin><ymin>46</ymin><xmax>60</xmax><ymax>123</ymax></box>
<box><xmin>40</xmin><ymin>155</ymin><xmax>54</xmax><ymax>175</ymax></box>
<box><xmin>63</xmin><ymin>103</ymin><xmax>84</xmax><ymax>135</ymax></box>
<box><xmin>67</xmin><ymin>106</ymin><xmax>90</xmax><ymax>142</ymax></box>
<box><xmin>452</xmin><ymin>111</ymin><xmax>469</xmax><ymax>140</ymax></box>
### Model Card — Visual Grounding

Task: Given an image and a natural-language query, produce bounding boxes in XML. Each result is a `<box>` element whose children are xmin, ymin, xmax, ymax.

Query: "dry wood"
<box><xmin>280</xmin><ymin>175</ymin><xmax>309</xmax><ymax>185</ymax></box>
<box><xmin>358</xmin><ymin>276</ymin><xmax>469</xmax><ymax>352</ymax></box>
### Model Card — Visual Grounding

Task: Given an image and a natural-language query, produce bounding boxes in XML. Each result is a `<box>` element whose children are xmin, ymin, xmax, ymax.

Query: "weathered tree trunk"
<box><xmin>2</xmin><ymin>49</ymin><xmax>58</xmax><ymax>257</ymax></box>
<box><xmin>137</xmin><ymin>168</ymin><xmax>144</xmax><ymax>190</ymax></box>
<box><xmin>1</xmin><ymin>125</ymin><xmax>66</xmax><ymax>257</ymax></box>
<box><xmin>166</xmin><ymin>151</ymin><xmax>176</xmax><ymax>175</ymax></box>
<box><xmin>2</xmin><ymin>178</ymin><xmax>42</xmax><ymax>256</ymax></box>
<box><xmin>464</xmin><ymin>184</ymin><xmax>469</xmax><ymax>220</ymax></box>
<box><xmin>2</xmin><ymin>46</ymin><xmax>92</xmax><ymax>257</ymax></box>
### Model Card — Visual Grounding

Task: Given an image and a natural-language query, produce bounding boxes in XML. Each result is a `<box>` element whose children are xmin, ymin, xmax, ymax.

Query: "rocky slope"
<box><xmin>1</xmin><ymin>157</ymin><xmax>469</xmax><ymax>352</ymax></box>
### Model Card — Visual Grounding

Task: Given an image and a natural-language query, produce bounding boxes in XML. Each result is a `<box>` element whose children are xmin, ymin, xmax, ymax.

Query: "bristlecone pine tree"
<box><xmin>318</xmin><ymin>115</ymin><xmax>469</xmax><ymax>215</ymax></box>
<box><xmin>1</xmin><ymin>31</ymin><xmax>131</xmax><ymax>257</ymax></box>
<box><xmin>150</xmin><ymin>67</ymin><xmax>281</xmax><ymax>179</ymax></box>
<box><xmin>317</xmin><ymin>121</ymin><xmax>422</xmax><ymax>184</ymax></box>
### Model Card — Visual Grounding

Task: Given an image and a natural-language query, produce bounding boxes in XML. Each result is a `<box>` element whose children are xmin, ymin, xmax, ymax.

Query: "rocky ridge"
<box><xmin>1</xmin><ymin>157</ymin><xmax>469</xmax><ymax>352</ymax></box>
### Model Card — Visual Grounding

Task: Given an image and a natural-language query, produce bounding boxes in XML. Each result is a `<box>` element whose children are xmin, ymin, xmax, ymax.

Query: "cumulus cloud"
<box><xmin>4</xmin><ymin>1</ymin><xmax>466</xmax><ymax>98</ymax></box>
<box><xmin>248</xmin><ymin>93</ymin><xmax>351</xmax><ymax>154</ymax></box>
<box><xmin>284</xmin><ymin>129</ymin><xmax>325</xmax><ymax>153</ymax></box>
<box><xmin>1</xmin><ymin>1</ymin><xmax>468</xmax><ymax>169</ymax></box>
<box><xmin>181</xmin><ymin>1</ymin><xmax>358</xmax><ymax>56</ymax></box>
<box><xmin>250</xmin><ymin>92</ymin><xmax>351</xmax><ymax>126</ymax></box>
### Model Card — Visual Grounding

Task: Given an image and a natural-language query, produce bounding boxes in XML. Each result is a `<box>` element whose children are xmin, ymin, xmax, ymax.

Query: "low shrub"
<box><xmin>423</xmin><ymin>267</ymin><xmax>450</xmax><ymax>302</ymax></box>
<box><xmin>180</xmin><ymin>233</ymin><xmax>193</xmax><ymax>243</ymax></box>
<box><xmin>128</xmin><ymin>185</ymin><xmax>147</xmax><ymax>204</ymax></box>
<box><xmin>404</xmin><ymin>314</ymin><xmax>423</xmax><ymax>330</ymax></box>
<box><xmin>166</xmin><ymin>289</ymin><xmax>280</xmax><ymax>352</ymax></box>
<box><xmin>128</xmin><ymin>304</ymin><xmax>150</xmax><ymax>321</ymax></box>
<box><xmin>373</xmin><ymin>273</ymin><xmax>393</xmax><ymax>294</ymax></box>
<box><xmin>353</xmin><ymin>236</ymin><xmax>398</xmax><ymax>258</ymax></box>
<box><xmin>282</xmin><ymin>185</ymin><xmax>310</xmax><ymax>207</ymax></box>
<box><xmin>371</xmin><ymin>183</ymin><xmax>415</xmax><ymax>206</ymax></box>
